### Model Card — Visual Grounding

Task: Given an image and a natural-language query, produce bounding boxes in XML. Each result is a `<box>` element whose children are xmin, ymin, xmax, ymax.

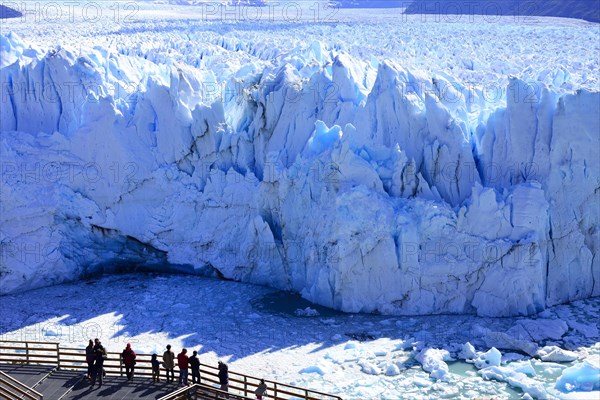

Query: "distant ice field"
<box><xmin>1</xmin><ymin>1</ymin><xmax>598</xmax><ymax>93</ymax></box>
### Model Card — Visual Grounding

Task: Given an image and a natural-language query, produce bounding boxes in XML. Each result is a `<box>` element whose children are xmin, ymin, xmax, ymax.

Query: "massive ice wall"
<box><xmin>1</xmin><ymin>34</ymin><xmax>598</xmax><ymax>316</ymax></box>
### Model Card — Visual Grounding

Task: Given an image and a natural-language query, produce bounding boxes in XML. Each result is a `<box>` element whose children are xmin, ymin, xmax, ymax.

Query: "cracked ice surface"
<box><xmin>0</xmin><ymin>3</ymin><xmax>599</xmax><ymax>317</ymax></box>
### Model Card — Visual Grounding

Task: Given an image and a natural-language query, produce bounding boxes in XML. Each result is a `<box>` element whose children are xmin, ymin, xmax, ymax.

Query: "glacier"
<box><xmin>0</xmin><ymin>9</ymin><xmax>599</xmax><ymax>318</ymax></box>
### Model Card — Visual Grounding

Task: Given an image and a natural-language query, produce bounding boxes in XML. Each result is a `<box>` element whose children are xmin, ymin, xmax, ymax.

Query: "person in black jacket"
<box><xmin>189</xmin><ymin>351</ymin><xmax>201</xmax><ymax>384</ymax></box>
<box><xmin>90</xmin><ymin>342</ymin><xmax>107</xmax><ymax>388</ymax></box>
<box><xmin>85</xmin><ymin>340</ymin><xmax>95</xmax><ymax>379</ymax></box>
<box><xmin>151</xmin><ymin>354</ymin><xmax>161</xmax><ymax>382</ymax></box>
<box><xmin>218</xmin><ymin>361</ymin><xmax>229</xmax><ymax>394</ymax></box>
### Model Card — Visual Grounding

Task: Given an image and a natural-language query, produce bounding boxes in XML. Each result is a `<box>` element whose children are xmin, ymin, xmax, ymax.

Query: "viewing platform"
<box><xmin>0</xmin><ymin>340</ymin><xmax>343</xmax><ymax>400</ymax></box>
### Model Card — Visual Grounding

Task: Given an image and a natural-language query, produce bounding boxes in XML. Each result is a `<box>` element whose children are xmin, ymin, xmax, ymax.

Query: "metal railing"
<box><xmin>0</xmin><ymin>339</ymin><xmax>342</xmax><ymax>400</ymax></box>
<box><xmin>0</xmin><ymin>370</ymin><xmax>44</xmax><ymax>400</ymax></box>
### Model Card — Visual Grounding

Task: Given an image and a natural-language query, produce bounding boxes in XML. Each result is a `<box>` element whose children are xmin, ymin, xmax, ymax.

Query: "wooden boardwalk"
<box><xmin>62</xmin><ymin>376</ymin><xmax>182</xmax><ymax>400</ymax></box>
<box><xmin>0</xmin><ymin>363</ymin><xmax>198</xmax><ymax>399</ymax></box>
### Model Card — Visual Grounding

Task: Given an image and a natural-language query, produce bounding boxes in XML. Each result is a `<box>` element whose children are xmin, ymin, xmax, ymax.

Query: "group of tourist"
<box><xmin>83</xmin><ymin>341</ymin><xmax>268</xmax><ymax>398</ymax></box>
<box><xmin>159</xmin><ymin>345</ymin><xmax>204</xmax><ymax>386</ymax></box>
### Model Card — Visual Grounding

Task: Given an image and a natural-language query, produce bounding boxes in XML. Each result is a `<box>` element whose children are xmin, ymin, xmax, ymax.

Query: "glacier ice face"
<box><xmin>0</xmin><ymin>30</ymin><xmax>598</xmax><ymax>317</ymax></box>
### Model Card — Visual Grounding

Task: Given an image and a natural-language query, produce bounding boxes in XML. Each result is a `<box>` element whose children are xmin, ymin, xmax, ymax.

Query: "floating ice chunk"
<box><xmin>480</xmin><ymin>366</ymin><xmax>547</xmax><ymax>398</ymax></box>
<box><xmin>320</xmin><ymin>319</ymin><xmax>336</xmax><ymax>325</ymax></box>
<box><xmin>359</xmin><ymin>361</ymin><xmax>380</xmax><ymax>375</ymax></box>
<box><xmin>537</xmin><ymin>346</ymin><xmax>579</xmax><ymax>363</ymax></box>
<box><xmin>508</xmin><ymin>361</ymin><xmax>536</xmax><ymax>377</ymax></box>
<box><xmin>294</xmin><ymin>307</ymin><xmax>320</xmax><ymax>317</ymax></box>
<box><xmin>474</xmin><ymin>348</ymin><xmax>502</xmax><ymax>370</ymax></box>
<box><xmin>384</xmin><ymin>363</ymin><xmax>401</xmax><ymax>376</ymax></box>
<box><xmin>458</xmin><ymin>342</ymin><xmax>477</xmax><ymax>361</ymax></box>
<box><xmin>300</xmin><ymin>364</ymin><xmax>328</xmax><ymax>376</ymax></box>
<box><xmin>415</xmin><ymin>348</ymin><xmax>453</xmax><ymax>381</ymax></box>
<box><xmin>502</xmin><ymin>353</ymin><xmax>527</xmax><ymax>363</ymax></box>
<box><xmin>412</xmin><ymin>376</ymin><xmax>432</xmax><ymax>388</ymax></box>
<box><xmin>392</xmin><ymin>340</ymin><xmax>413</xmax><ymax>351</ymax></box>
<box><xmin>541</xmin><ymin>363</ymin><xmax>567</xmax><ymax>376</ymax></box>
<box><xmin>555</xmin><ymin>358</ymin><xmax>600</xmax><ymax>393</ymax></box>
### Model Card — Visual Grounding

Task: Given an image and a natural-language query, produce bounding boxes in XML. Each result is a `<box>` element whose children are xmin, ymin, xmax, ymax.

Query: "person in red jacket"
<box><xmin>121</xmin><ymin>343</ymin><xmax>137</xmax><ymax>381</ymax></box>
<box><xmin>177</xmin><ymin>348</ymin><xmax>189</xmax><ymax>385</ymax></box>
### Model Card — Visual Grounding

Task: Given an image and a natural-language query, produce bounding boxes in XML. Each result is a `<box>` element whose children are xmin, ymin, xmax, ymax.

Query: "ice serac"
<box><xmin>546</xmin><ymin>90</ymin><xmax>600</xmax><ymax>305</ymax></box>
<box><xmin>1</xmin><ymin>35</ymin><xmax>598</xmax><ymax>317</ymax></box>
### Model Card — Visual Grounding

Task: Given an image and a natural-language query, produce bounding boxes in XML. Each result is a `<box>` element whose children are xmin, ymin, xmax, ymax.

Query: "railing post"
<box><xmin>274</xmin><ymin>382</ymin><xmax>277</xmax><ymax>399</ymax></box>
<box><xmin>25</xmin><ymin>342</ymin><xmax>29</xmax><ymax>364</ymax></box>
<box><xmin>56</xmin><ymin>343</ymin><xmax>61</xmax><ymax>369</ymax></box>
<box><xmin>244</xmin><ymin>376</ymin><xmax>247</xmax><ymax>397</ymax></box>
<box><xmin>305</xmin><ymin>389</ymin><xmax>309</xmax><ymax>400</ymax></box>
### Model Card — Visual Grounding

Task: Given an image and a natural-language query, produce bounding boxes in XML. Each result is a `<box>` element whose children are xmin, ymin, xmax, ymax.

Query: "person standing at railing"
<box><xmin>177</xmin><ymin>348</ymin><xmax>190</xmax><ymax>386</ymax></box>
<box><xmin>189</xmin><ymin>350</ymin><xmax>201</xmax><ymax>384</ymax></box>
<box><xmin>218</xmin><ymin>361</ymin><xmax>229</xmax><ymax>394</ymax></box>
<box><xmin>163</xmin><ymin>344</ymin><xmax>175</xmax><ymax>383</ymax></box>
<box><xmin>121</xmin><ymin>343</ymin><xmax>137</xmax><ymax>381</ymax></box>
<box><xmin>85</xmin><ymin>340</ymin><xmax>95</xmax><ymax>379</ymax></box>
<box><xmin>90</xmin><ymin>341</ymin><xmax>107</xmax><ymax>388</ymax></box>
<box><xmin>151</xmin><ymin>354</ymin><xmax>161</xmax><ymax>382</ymax></box>
<box><xmin>93</xmin><ymin>338</ymin><xmax>107</xmax><ymax>379</ymax></box>
<box><xmin>255</xmin><ymin>379</ymin><xmax>267</xmax><ymax>400</ymax></box>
